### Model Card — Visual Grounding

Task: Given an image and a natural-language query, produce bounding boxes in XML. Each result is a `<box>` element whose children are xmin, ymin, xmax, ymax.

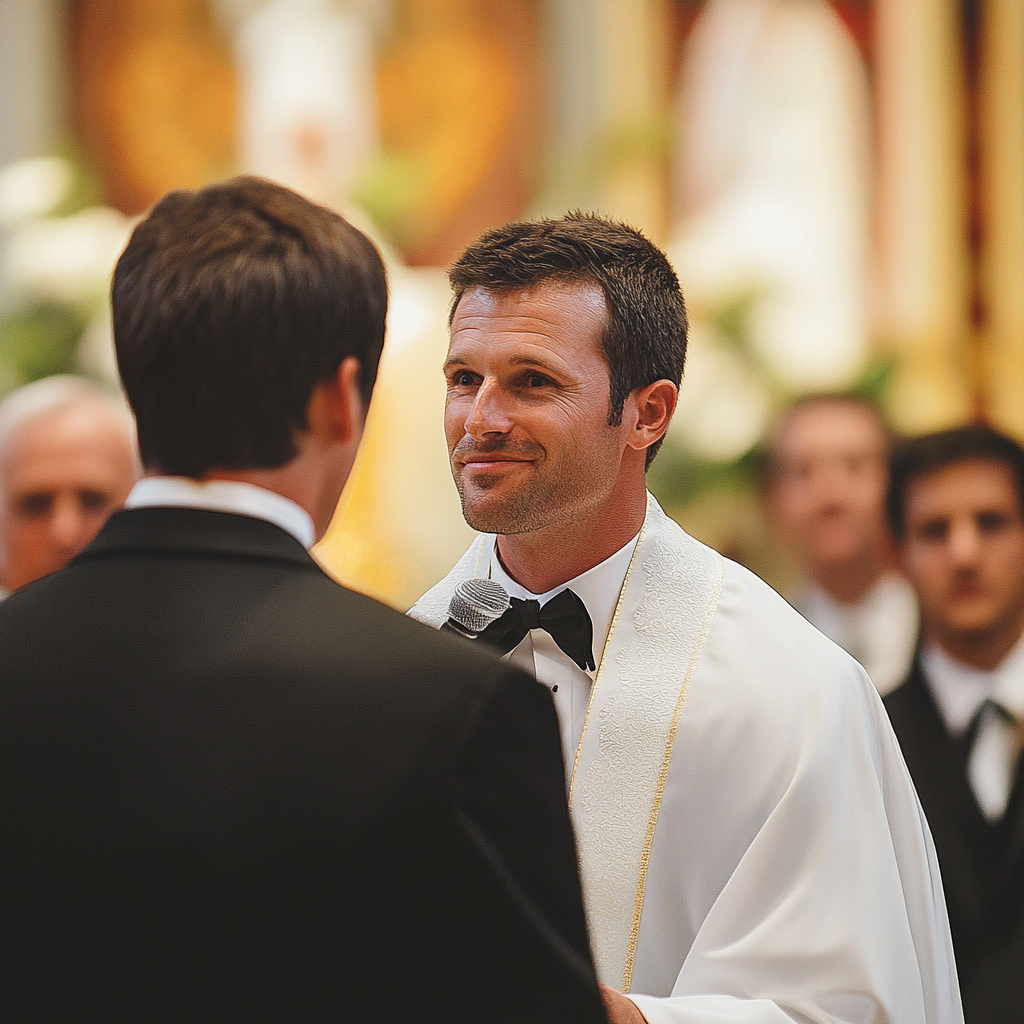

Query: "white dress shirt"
<box><xmin>126</xmin><ymin>476</ymin><xmax>315</xmax><ymax>549</ymax></box>
<box><xmin>922</xmin><ymin>633</ymin><xmax>1024</xmax><ymax>820</ymax></box>
<box><xmin>489</xmin><ymin>532</ymin><xmax>641</xmax><ymax>785</ymax></box>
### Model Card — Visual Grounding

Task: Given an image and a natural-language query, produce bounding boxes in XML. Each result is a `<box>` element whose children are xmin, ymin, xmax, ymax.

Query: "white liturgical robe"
<box><xmin>411</xmin><ymin>493</ymin><xmax>962</xmax><ymax>1024</ymax></box>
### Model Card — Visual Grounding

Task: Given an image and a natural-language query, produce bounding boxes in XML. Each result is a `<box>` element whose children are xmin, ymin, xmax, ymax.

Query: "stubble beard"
<box><xmin>456</xmin><ymin>471</ymin><xmax>577</xmax><ymax>535</ymax></box>
<box><xmin>452</xmin><ymin>441</ymin><xmax>614</xmax><ymax>537</ymax></box>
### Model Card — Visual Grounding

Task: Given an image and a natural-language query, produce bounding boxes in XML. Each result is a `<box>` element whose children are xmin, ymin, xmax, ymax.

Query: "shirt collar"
<box><xmin>487</xmin><ymin>530</ymin><xmax>642</xmax><ymax>672</ymax></box>
<box><xmin>922</xmin><ymin>631</ymin><xmax>1024</xmax><ymax>735</ymax></box>
<box><xmin>126</xmin><ymin>477</ymin><xmax>316</xmax><ymax>549</ymax></box>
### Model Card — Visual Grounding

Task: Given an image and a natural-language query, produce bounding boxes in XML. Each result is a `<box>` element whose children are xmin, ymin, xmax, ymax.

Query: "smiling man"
<box><xmin>884</xmin><ymin>425</ymin><xmax>1024</xmax><ymax>1024</ymax></box>
<box><xmin>411</xmin><ymin>213</ymin><xmax>963</xmax><ymax>1024</ymax></box>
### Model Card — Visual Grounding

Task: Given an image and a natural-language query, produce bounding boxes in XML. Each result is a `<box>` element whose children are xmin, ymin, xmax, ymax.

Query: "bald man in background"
<box><xmin>0</xmin><ymin>376</ymin><xmax>139</xmax><ymax>596</ymax></box>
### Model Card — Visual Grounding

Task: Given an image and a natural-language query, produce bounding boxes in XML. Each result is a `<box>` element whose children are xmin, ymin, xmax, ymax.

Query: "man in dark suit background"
<box><xmin>884</xmin><ymin>425</ymin><xmax>1024</xmax><ymax>1024</ymax></box>
<box><xmin>0</xmin><ymin>176</ymin><xmax>606</xmax><ymax>1023</ymax></box>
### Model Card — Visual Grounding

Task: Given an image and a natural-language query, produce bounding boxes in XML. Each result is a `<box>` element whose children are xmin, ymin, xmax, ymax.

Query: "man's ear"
<box><xmin>625</xmin><ymin>379</ymin><xmax>678</xmax><ymax>455</ymax></box>
<box><xmin>307</xmin><ymin>357</ymin><xmax>365</xmax><ymax>447</ymax></box>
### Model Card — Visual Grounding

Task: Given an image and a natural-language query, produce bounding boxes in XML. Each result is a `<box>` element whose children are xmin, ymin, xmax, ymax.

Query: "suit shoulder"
<box><xmin>883</xmin><ymin>677</ymin><xmax>913</xmax><ymax>712</ymax></box>
<box><xmin>882</xmin><ymin>667</ymin><xmax>927</xmax><ymax>731</ymax></box>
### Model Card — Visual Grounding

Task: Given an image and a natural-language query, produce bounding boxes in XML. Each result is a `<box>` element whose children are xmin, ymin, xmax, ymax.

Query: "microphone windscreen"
<box><xmin>447</xmin><ymin>579</ymin><xmax>510</xmax><ymax>635</ymax></box>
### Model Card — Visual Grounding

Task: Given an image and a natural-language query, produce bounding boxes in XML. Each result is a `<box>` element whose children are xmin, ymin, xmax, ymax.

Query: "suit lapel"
<box><xmin>889</xmin><ymin>664</ymin><xmax>990</xmax><ymax>932</ymax></box>
<box><xmin>991</xmin><ymin>754</ymin><xmax>1024</xmax><ymax>902</ymax></box>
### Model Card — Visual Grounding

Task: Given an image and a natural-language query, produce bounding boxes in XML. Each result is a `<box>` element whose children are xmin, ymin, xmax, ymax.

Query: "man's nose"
<box><xmin>816</xmin><ymin>459</ymin><xmax>855</xmax><ymax>499</ymax></box>
<box><xmin>48</xmin><ymin>496</ymin><xmax>92</xmax><ymax>553</ymax></box>
<box><xmin>947</xmin><ymin>518</ymin><xmax>981</xmax><ymax>565</ymax></box>
<box><xmin>463</xmin><ymin>379</ymin><xmax>514</xmax><ymax>439</ymax></box>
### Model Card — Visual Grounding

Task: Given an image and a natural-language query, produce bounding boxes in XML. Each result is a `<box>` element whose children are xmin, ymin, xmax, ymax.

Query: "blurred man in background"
<box><xmin>885</xmin><ymin>425</ymin><xmax>1024</xmax><ymax>1024</ymax></box>
<box><xmin>765</xmin><ymin>394</ymin><xmax>917</xmax><ymax>693</ymax></box>
<box><xmin>0</xmin><ymin>375</ymin><xmax>139</xmax><ymax>596</ymax></box>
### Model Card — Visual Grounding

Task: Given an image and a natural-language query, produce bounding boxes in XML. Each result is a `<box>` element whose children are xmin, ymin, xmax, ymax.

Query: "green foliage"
<box><xmin>350</xmin><ymin>152</ymin><xmax>430</xmax><ymax>246</ymax></box>
<box><xmin>647</xmin><ymin>443</ymin><xmax>761</xmax><ymax>509</ymax></box>
<box><xmin>0</xmin><ymin>303</ymin><xmax>90</xmax><ymax>397</ymax></box>
<box><xmin>847</xmin><ymin>354</ymin><xmax>897</xmax><ymax>404</ymax></box>
<box><xmin>47</xmin><ymin>143</ymin><xmax>105</xmax><ymax>219</ymax></box>
<box><xmin>0</xmin><ymin>147</ymin><xmax>113</xmax><ymax>399</ymax></box>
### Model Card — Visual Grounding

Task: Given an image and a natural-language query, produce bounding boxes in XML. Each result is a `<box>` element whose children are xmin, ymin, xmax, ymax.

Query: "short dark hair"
<box><xmin>113</xmin><ymin>175</ymin><xmax>387</xmax><ymax>476</ymax></box>
<box><xmin>887</xmin><ymin>424</ymin><xmax>1024</xmax><ymax>540</ymax></box>
<box><xmin>448</xmin><ymin>212</ymin><xmax>688</xmax><ymax>468</ymax></box>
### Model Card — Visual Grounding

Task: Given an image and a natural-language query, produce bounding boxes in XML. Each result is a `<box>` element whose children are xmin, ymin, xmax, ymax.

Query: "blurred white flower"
<box><xmin>0</xmin><ymin>157</ymin><xmax>73</xmax><ymax>226</ymax></box>
<box><xmin>671</xmin><ymin>328</ymin><xmax>771</xmax><ymax>461</ymax></box>
<box><xmin>3</xmin><ymin>207</ymin><xmax>133</xmax><ymax>305</ymax></box>
<box><xmin>670</xmin><ymin>0</ymin><xmax>871</xmax><ymax>393</ymax></box>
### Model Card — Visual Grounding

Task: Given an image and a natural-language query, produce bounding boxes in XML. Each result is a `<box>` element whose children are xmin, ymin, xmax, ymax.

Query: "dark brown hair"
<box><xmin>448</xmin><ymin>212</ymin><xmax>687</xmax><ymax>468</ymax></box>
<box><xmin>887</xmin><ymin>424</ymin><xmax>1024</xmax><ymax>540</ymax></box>
<box><xmin>113</xmin><ymin>176</ymin><xmax>387</xmax><ymax>476</ymax></box>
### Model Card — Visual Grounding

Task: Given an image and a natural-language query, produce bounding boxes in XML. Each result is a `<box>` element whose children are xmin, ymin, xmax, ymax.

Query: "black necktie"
<box><xmin>475</xmin><ymin>589</ymin><xmax>596</xmax><ymax>672</ymax></box>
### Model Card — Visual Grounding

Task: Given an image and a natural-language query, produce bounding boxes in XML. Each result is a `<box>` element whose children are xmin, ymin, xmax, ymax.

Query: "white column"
<box><xmin>0</xmin><ymin>0</ymin><xmax>67</xmax><ymax>167</ymax></box>
<box><xmin>536</xmin><ymin>0</ymin><xmax>669</xmax><ymax>241</ymax></box>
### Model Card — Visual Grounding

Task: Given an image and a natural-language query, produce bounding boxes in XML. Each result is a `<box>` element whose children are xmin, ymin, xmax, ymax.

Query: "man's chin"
<box><xmin>460</xmin><ymin>490</ymin><xmax>536</xmax><ymax>535</ymax></box>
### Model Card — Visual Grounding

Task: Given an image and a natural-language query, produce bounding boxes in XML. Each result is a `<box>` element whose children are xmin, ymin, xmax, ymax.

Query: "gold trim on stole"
<box><xmin>621</xmin><ymin>554</ymin><xmax>725</xmax><ymax>992</ymax></box>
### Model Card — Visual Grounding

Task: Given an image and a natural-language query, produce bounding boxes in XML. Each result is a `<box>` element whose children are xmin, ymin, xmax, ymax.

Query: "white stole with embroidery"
<box><xmin>409</xmin><ymin>494</ymin><xmax>724</xmax><ymax>989</ymax></box>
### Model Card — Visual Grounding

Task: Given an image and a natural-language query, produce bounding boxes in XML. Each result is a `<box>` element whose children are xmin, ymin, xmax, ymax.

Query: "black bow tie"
<box><xmin>475</xmin><ymin>589</ymin><xmax>595</xmax><ymax>672</ymax></box>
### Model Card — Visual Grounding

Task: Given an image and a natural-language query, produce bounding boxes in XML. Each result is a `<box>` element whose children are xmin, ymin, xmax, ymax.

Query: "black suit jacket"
<box><xmin>0</xmin><ymin>507</ymin><xmax>606</xmax><ymax>1023</ymax></box>
<box><xmin>886</xmin><ymin>658</ymin><xmax>1024</xmax><ymax>1024</ymax></box>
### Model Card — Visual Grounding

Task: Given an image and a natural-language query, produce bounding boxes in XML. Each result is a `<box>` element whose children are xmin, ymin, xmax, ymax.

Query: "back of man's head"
<box><xmin>0</xmin><ymin>375</ymin><xmax>139</xmax><ymax>591</ymax></box>
<box><xmin>887</xmin><ymin>425</ymin><xmax>1024</xmax><ymax>541</ymax></box>
<box><xmin>113</xmin><ymin>176</ymin><xmax>387</xmax><ymax>478</ymax></box>
<box><xmin>448</xmin><ymin>212</ymin><xmax>687</xmax><ymax>468</ymax></box>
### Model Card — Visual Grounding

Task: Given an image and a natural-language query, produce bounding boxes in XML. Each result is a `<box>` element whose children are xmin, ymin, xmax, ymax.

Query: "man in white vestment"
<box><xmin>765</xmin><ymin>395</ymin><xmax>918</xmax><ymax>695</ymax></box>
<box><xmin>410</xmin><ymin>213</ymin><xmax>962</xmax><ymax>1024</ymax></box>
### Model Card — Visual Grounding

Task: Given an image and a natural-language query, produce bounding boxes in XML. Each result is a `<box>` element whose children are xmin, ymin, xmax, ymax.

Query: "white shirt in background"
<box><xmin>922</xmin><ymin>634</ymin><xmax>1024</xmax><ymax>820</ymax></box>
<box><xmin>797</xmin><ymin>570</ymin><xmax>919</xmax><ymax>695</ymax></box>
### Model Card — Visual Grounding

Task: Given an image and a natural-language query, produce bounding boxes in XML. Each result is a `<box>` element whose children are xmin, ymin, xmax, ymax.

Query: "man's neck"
<box><xmin>495</xmin><ymin>485</ymin><xmax>647</xmax><ymax>594</ymax></box>
<box><xmin>202</xmin><ymin>446</ymin><xmax>346</xmax><ymax>544</ymax></box>
<box><xmin>810</xmin><ymin>549</ymin><xmax>888</xmax><ymax>605</ymax></box>
<box><xmin>927</xmin><ymin>615</ymin><xmax>1024</xmax><ymax>673</ymax></box>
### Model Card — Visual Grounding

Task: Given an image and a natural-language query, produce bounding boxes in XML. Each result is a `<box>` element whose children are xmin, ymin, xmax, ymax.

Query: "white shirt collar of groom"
<box><xmin>126</xmin><ymin>476</ymin><xmax>316</xmax><ymax>550</ymax></box>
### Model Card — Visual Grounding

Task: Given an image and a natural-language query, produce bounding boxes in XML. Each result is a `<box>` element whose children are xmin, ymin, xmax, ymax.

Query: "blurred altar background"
<box><xmin>1</xmin><ymin>0</ymin><xmax>1021</xmax><ymax>608</ymax></box>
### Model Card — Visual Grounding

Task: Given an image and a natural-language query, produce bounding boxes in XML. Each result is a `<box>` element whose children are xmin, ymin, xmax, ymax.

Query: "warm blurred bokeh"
<box><xmin>1</xmin><ymin>0</ymin><xmax>1021</xmax><ymax>608</ymax></box>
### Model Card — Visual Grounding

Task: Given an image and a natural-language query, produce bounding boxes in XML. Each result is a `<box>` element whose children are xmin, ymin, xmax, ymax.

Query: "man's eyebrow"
<box><xmin>442</xmin><ymin>354</ymin><xmax>568</xmax><ymax>373</ymax></box>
